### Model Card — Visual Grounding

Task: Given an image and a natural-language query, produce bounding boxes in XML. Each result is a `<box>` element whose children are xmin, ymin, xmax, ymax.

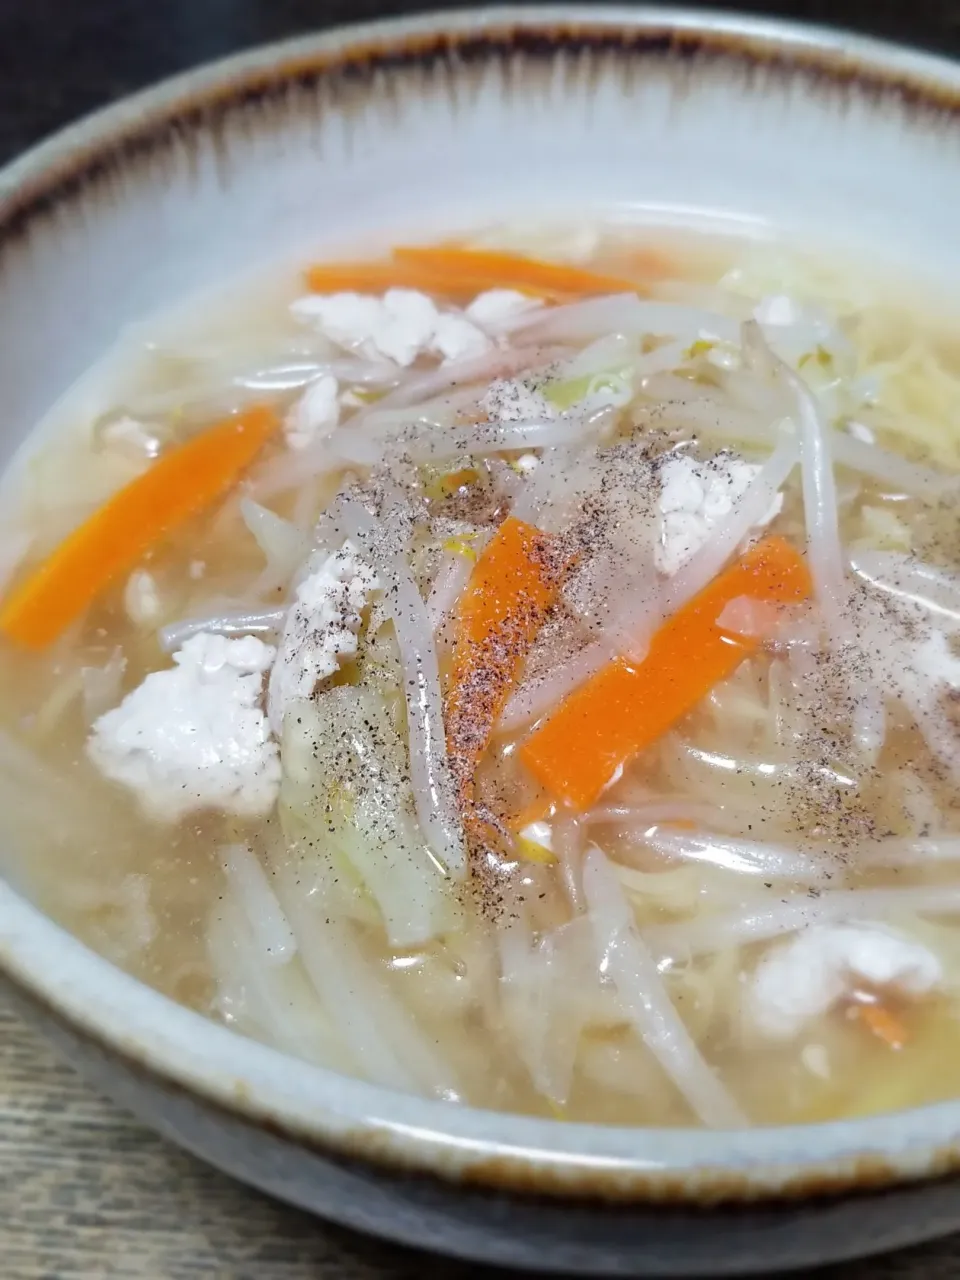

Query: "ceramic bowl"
<box><xmin>3</xmin><ymin>8</ymin><xmax>960</xmax><ymax>1274</ymax></box>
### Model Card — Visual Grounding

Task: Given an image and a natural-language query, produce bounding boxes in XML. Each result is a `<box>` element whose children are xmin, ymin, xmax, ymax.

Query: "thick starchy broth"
<box><xmin>4</xmin><ymin>222</ymin><xmax>960</xmax><ymax>1128</ymax></box>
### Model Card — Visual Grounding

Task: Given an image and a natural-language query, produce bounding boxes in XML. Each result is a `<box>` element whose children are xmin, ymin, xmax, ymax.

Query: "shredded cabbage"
<box><xmin>207</xmin><ymin>898</ymin><xmax>350</xmax><ymax>1070</ymax></box>
<box><xmin>240</xmin><ymin>498</ymin><xmax>312</xmax><ymax>590</ymax></box>
<box><xmin>279</xmin><ymin>686</ymin><xmax>459</xmax><ymax>948</ymax></box>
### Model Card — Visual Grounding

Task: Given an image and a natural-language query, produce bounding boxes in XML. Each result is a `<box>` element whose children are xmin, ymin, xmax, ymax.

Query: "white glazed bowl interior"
<box><xmin>3</xmin><ymin>6</ymin><xmax>960</xmax><ymax>1198</ymax></box>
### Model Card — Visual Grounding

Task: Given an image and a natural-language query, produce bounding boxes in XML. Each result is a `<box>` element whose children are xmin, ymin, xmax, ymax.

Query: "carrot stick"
<box><xmin>304</xmin><ymin>257</ymin><xmax>555</xmax><ymax>300</ymax></box>
<box><xmin>303</xmin><ymin>260</ymin><xmax>482</xmax><ymax>297</ymax></box>
<box><xmin>393</xmin><ymin>245</ymin><xmax>644</xmax><ymax>302</ymax></box>
<box><xmin>521</xmin><ymin>537</ymin><xmax>812</xmax><ymax>811</ymax></box>
<box><xmin>445</xmin><ymin>516</ymin><xmax>574</xmax><ymax>810</ymax></box>
<box><xmin>304</xmin><ymin>244</ymin><xmax>656</xmax><ymax>301</ymax></box>
<box><xmin>0</xmin><ymin>406</ymin><xmax>280</xmax><ymax>649</ymax></box>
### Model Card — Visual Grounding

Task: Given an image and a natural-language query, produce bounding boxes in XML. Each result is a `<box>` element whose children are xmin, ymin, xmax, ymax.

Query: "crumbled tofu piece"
<box><xmin>480</xmin><ymin>378</ymin><xmax>554</xmax><ymax>423</ymax></box>
<box><xmin>99</xmin><ymin>415</ymin><xmax>161</xmax><ymax>461</ymax></box>
<box><xmin>466</xmin><ymin>289</ymin><xmax>542</xmax><ymax>329</ymax></box>
<box><xmin>88</xmin><ymin>633</ymin><xmax>280</xmax><ymax>822</ymax></box>
<box><xmin>291</xmin><ymin>289</ymin><xmax>440</xmax><ymax>366</ymax></box>
<box><xmin>284</xmin><ymin>373</ymin><xmax>340</xmax><ymax>450</ymax></box>
<box><xmin>748</xmin><ymin>923</ymin><xmax>941</xmax><ymax>1040</ymax></box>
<box><xmin>291</xmin><ymin>289</ymin><xmax>495</xmax><ymax>369</ymax></box>
<box><xmin>268</xmin><ymin>540</ymin><xmax>379</xmax><ymax>733</ymax></box>
<box><xmin>291</xmin><ymin>291</ymin><xmax>381</xmax><ymax>347</ymax></box>
<box><xmin>430</xmin><ymin>313</ymin><xmax>492</xmax><ymax>364</ymax></box>
<box><xmin>124</xmin><ymin>569</ymin><xmax>163</xmax><ymax>628</ymax></box>
<box><xmin>656</xmin><ymin>454</ymin><xmax>783</xmax><ymax>576</ymax></box>
<box><xmin>377</xmin><ymin>289</ymin><xmax>442</xmax><ymax>364</ymax></box>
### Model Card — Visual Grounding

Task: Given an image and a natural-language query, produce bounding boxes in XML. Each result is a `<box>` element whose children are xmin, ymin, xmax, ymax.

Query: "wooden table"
<box><xmin>3</xmin><ymin>995</ymin><xmax>960</xmax><ymax>1279</ymax></box>
<box><xmin>2</xmin><ymin>997</ymin><xmax>471</xmax><ymax>1280</ymax></box>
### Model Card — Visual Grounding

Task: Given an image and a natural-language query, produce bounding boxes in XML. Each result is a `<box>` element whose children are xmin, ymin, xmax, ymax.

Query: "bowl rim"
<box><xmin>4</xmin><ymin>4</ymin><xmax>960</xmax><ymax>1204</ymax></box>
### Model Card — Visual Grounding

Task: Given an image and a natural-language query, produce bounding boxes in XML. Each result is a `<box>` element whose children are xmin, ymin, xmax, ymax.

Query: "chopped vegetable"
<box><xmin>684</xmin><ymin>339</ymin><xmax>716</xmax><ymax>360</ymax></box>
<box><xmin>798</xmin><ymin>344</ymin><xmax>834</xmax><ymax>370</ymax></box>
<box><xmin>855</xmin><ymin>1001</ymin><xmax>907</xmax><ymax>1050</ymax></box>
<box><xmin>521</xmin><ymin>537</ymin><xmax>812</xmax><ymax>810</ymax></box>
<box><xmin>422</xmin><ymin>466</ymin><xmax>481</xmax><ymax>501</ymax></box>
<box><xmin>303</xmin><ymin>259</ymin><xmax>460</xmax><ymax>296</ymax></box>
<box><xmin>281</xmin><ymin>686</ymin><xmax>458</xmax><ymax>948</ymax></box>
<box><xmin>544</xmin><ymin>370</ymin><xmax>628</xmax><ymax>412</ymax></box>
<box><xmin>393</xmin><ymin>244</ymin><xmax>645</xmax><ymax>302</ymax></box>
<box><xmin>515</xmin><ymin>820</ymin><xmax>557</xmax><ymax>864</ymax></box>
<box><xmin>303</xmin><ymin>243</ymin><xmax>643</xmax><ymax>301</ymax></box>
<box><xmin>441</xmin><ymin>534</ymin><xmax>480</xmax><ymax>562</ymax></box>
<box><xmin>0</xmin><ymin>406</ymin><xmax>279</xmax><ymax>649</ymax></box>
<box><xmin>445</xmin><ymin>516</ymin><xmax>574</xmax><ymax>814</ymax></box>
<box><xmin>509</xmin><ymin>799</ymin><xmax>560</xmax><ymax>864</ymax></box>
<box><xmin>304</xmin><ymin>255</ymin><xmax>552</xmax><ymax>301</ymax></box>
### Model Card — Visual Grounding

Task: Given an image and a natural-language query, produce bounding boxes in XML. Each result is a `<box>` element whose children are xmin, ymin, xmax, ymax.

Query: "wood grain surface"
<box><xmin>2</xmin><ymin>995</ymin><xmax>960</xmax><ymax>1279</ymax></box>
<box><xmin>1</xmin><ymin>996</ymin><xmax>471</xmax><ymax>1280</ymax></box>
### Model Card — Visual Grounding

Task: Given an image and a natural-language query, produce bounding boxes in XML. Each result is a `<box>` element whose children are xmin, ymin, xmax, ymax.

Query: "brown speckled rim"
<box><xmin>3</xmin><ymin>5</ymin><xmax>960</xmax><ymax>1208</ymax></box>
<box><xmin>5</xmin><ymin>4</ymin><xmax>960</xmax><ymax>257</ymax></box>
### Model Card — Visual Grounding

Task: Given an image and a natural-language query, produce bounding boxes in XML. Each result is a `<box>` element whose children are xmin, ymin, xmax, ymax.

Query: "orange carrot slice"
<box><xmin>393</xmin><ymin>245</ymin><xmax>644</xmax><ymax>302</ymax></box>
<box><xmin>445</xmin><ymin>516</ymin><xmax>574</xmax><ymax>807</ymax></box>
<box><xmin>303</xmin><ymin>260</ymin><xmax>478</xmax><ymax>296</ymax></box>
<box><xmin>304</xmin><ymin>256</ymin><xmax>555</xmax><ymax>301</ymax></box>
<box><xmin>304</xmin><ymin>245</ymin><xmax>654</xmax><ymax>301</ymax></box>
<box><xmin>0</xmin><ymin>405</ymin><xmax>280</xmax><ymax>649</ymax></box>
<box><xmin>521</xmin><ymin>537</ymin><xmax>812</xmax><ymax>811</ymax></box>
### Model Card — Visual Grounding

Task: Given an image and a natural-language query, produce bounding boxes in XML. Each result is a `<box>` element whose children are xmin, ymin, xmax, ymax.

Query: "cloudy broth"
<box><xmin>3</xmin><ymin>222</ymin><xmax>960</xmax><ymax>1127</ymax></box>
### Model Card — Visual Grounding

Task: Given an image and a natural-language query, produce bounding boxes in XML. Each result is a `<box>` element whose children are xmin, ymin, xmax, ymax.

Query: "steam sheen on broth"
<box><xmin>4</xmin><ymin>223</ymin><xmax>960</xmax><ymax>1128</ymax></box>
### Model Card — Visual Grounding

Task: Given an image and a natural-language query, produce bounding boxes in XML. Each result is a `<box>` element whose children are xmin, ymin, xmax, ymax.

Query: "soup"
<box><xmin>3</xmin><ymin>223</ymin><xmax>960</xmax><ymax>1128</ymax></box>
